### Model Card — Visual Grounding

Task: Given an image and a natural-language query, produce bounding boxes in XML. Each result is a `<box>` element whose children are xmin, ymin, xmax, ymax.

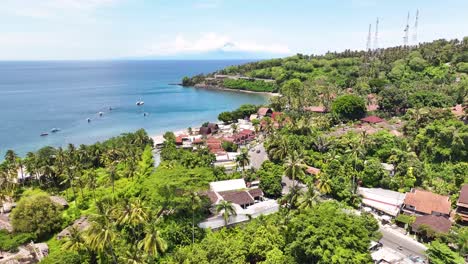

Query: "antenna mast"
<box><xmin>366</xmin><ymin>24</ymin><xmax>372</xmax><ymax>50</ymax></box>
<box><xmin>374</xmin><ymin>17</ymin><xmax>379</xmax><ymax>50</ymax></box>
<box><xmin>412</xmin><ymin>9</ymin><xmax>419</xmax><ymax>44</ymax></box>
<box><xmin>403</xmin><ymin>12</ymin><xmax>410</xmax><ymax>45</ymax></box>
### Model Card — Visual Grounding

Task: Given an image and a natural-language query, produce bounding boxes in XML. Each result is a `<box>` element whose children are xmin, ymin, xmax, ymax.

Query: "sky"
<box><xmin>0</xmin><ymin>0</ymin><xmax>467</xmax><ymax>60</ymax></box>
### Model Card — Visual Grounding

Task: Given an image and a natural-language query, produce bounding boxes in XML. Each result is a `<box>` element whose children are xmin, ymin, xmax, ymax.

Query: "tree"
<box><xmin>331</xmin><ymin>94</ymin><xmax>366</xmax><ymax>120</ymax></box>
<box><xmin>10</xmin><ymin>195</ymin><xmax>63</xmax><ymax>238</ymax></box>
<box><xmin>218</xmin><ymin>111</ymin><xmax>233</xmax><ymax>123</ymax></box>
<box><xmin>298</xmin><ymin>183</ymin><xmax>320</xmax><ymax>210</ymax></box>
<box><xmin>236</xmin><ymin>148</ymin><xmax>250</xmax><ymax>175</ymax></box>
<box><xmin>215</xmin><ymin>200</ymin><xmax>237</xmax><ymax>226</ymax></box>
<box><xmin>139</xmin><ymin>222</ymin><xmax>167</xmax><ymax>258</ymax></box>
<box><xmin>427</xmin><ymin>240</ymin><xmax>464</xmax><ymax>264</ymax></box>
<box><xmin>284</xmin><ymin>151</ymin><xmax>306</xmax><ymax>184</ymax></box>
<box><xmin>315</xmin><ymin>173</ymin><xmax>332</xmax><ymax>195</ymax></box>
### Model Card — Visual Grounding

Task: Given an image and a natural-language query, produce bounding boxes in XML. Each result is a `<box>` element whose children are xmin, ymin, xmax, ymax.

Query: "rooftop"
<box><xmin>306</xmin><ymin>166</ymin><xmax>321</xmax><ymax>175</ymax></box>
<box><xmin>219</xmin><ymin>190</ymin><xmax>254</xmax><ymax>206</ymax></box>
<box><xmin>358</xmin><ymin>187</ymin><xmax>406</xmax><ymax>217</ymax></box>
<box><xmin>361</xmin><ymin>115</ymin><xmax>385</xmax><ymax>124</ymax></box>
<box><xmin>457</xmin><ymin>184</ymin><xmax>468</xmax><ymax>206</ymax></box>
<box><xmin>412</xmin><ymin>215</ymin><xmax>452</xmax><ymax>234</ymax></box>
<box><xmin>404</xmin><ymin>189</ymin><xmax>451</xmax><ymax>215</ymax></box>
<box><xmin>209</xmin><ymin>178</ymin><xmax>246</xmax><ymax>192</ymax></box>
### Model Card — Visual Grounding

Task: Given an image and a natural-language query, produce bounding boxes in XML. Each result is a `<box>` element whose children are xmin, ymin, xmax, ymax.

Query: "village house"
<box><xmin>57</xmin><ymin>216</ymin><xmax>90</xmax><ymax>240</ymax></box>
<box><xmin>199</xmin><ymin>179</ymin><xmax>279</xmax><ymax>229</ymax></box>
<box><xmin>358</xmin><ymin>187</ymin><xmax>406</xmax><ymax>218</ymax></box>
<box><xmin>456</xmin><ymin>184</ymin><xmax>468</xmax><ymax>222</ymax></box>
<box><xmin>305</xmin><ymin>166</ymin><xmax>321</xmax><ymax>176</ymax></box>
<box><xmin>411</xmin><ymin>215</ymin><xmax>452</xmax><ymax>238</ymax></box>
<box><xmin>257</xmin><ymin>107</ymin><xmax>273</xmax><ymax>118</ymax></box>
<box><xmin>402</xmin><ymin>189</ymin><xmax>451</xmax><ymax>217</ymax></box>
<box><xmin>304</xmin><ymin>106</ymin><xmax>327</xmax><ymax>113</ymax></box>
<box><xmin>360</xmin><ymin>115</ymin><xmax>386</xmax><ymax>124</ymax></box>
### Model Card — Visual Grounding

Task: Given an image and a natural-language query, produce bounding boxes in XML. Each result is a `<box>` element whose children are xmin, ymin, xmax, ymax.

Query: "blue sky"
<box><xmin>1</xmin><ymin>0</ymin><xmax>467</xmax><ymax>60</ymax></box>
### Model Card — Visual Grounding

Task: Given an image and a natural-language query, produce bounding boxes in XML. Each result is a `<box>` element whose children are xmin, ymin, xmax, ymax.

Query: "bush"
<box><xmin>10</xmin><ymin>195</ymin><xmax>63</xmax><ymax>239</ymax></box>
<box><xmin>41</xmin><ymin>251</ymin><xmax>88</xmax><ymax>264</ymax></box>
<box><xmin>0</xmin><ymin>230</ymin><xmax>36</xmax><ymax>252</ymax></box>
<box><xmin>331</xmin><ymin>94</ymin><xmax>366</xmax><ymax>120</ymax></box>
<box><xmin>223</xmin><ymin>79</ymin><xmax>278</xmax><ymax>92</ymax></box>
<box><xmin>221</xmin><ymin>141</ymin><xmax>238</xmax><ymax>152</ymax></box>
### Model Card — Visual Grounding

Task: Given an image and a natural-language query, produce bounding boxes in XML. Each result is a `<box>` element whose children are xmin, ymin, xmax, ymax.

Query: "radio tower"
<box><xmin>366</xmin><ymin>24</ymin><xmax>372</xmax><ymax>50</ymax></box>
<box><xmin>403</xmin><ymin>12</ymin><xmax>410</xmax><ymax>45</ymax></box>
<box><xmin>374</xmin><ymin>17</ymin><xmax>379</xmax><ymax>50</ymax></box>
<box><xmin>412</xmin><ymin>9</ymin><xmax>419</xmax><ymax>44</ymax></box>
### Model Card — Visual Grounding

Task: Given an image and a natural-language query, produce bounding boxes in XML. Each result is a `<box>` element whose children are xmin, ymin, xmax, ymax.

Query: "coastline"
<box><xmin>191</xmin><ymin>84</ymin><xmax>280</xmax><ymax>97</ymax></box>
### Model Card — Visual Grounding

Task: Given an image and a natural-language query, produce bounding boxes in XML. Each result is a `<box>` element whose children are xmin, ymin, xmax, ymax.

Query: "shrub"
<box><xmin>331</xmin><ymin>94</ymin><xmax>366</xmax><ymax>120</ymax></box>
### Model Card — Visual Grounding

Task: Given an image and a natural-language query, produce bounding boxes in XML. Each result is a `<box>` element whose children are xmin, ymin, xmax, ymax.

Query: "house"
<box><xmin>50</xmin><ymin>196</ymin><xmax>69</xmax><ymax>208</ymax></box>
<box><xmin>257</xmin><ymin>107</ymin><xmax>273</xmax><ymax>117</ymax></box>
<box><xmin>207</xmin><ymin>123</ymin><xmax>219</xmax><ymax>133</ymax></box>
<box><xmin>249</xmin><ymin>114</ymin><xmax>258</xmax><ymax>121</ymax></box>
<box><xmin>358</xmin><ymin>187</ymin><xmax>406</xmax><ymax>217</ymax></box>
<box><xmin>233</xmin><ymin>129</ymin><xmax>256</xmax><ymax>145</ymax></box>
<box><xmin>210</xmin><ymin>178</ymin><xmax>247</xmax><ymax>192</ymax></box>
<box><xmin>411</xmin><ymin>215</ymin><xmax>452</xmax><ymax>235</ymax></box>
<box><xmin>305</xmin><ymin>166</ymin><xmax>321</xmax><ymax>176</ymax></box>
<box><xmin>57</xmin><ymin>216</ymin><xmax>90</xmax><ymax>240</ymax></box>
<box><xmin>219</xmin><ymin>190</ymin><xmax>255</xmax><ymax>209</ymax></box>
<box><xmin>199</xmin><ymin>126</ymin><xmax>212</xmax><ymax>135</ymax></box>
<box><xmin>402</xmin><ymin>189</ymin><xmax>451</xmax><ymax>217</ymax></box>
<box><xmin>380</xmin><ymin>163</ymin><xmax>395</xmax><ymax>176</ymax></box>
<box><xmin>360</xmin><ymin>115</ymin><xmax>385</xmax><ymax>124</ymax></box>
<box><xmin>456</xmin><ymin>184</ymin><xmax>468</xmax><ymax>222</ymax></box>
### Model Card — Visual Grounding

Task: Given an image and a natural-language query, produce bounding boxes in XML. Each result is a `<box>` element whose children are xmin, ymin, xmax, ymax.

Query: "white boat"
<box><xmin>51</xmin><ymin>128</ymin><xmax>60</xmax><ymax>133</ymax></box>
<box><xmin>98</xmin><ymin>112</ymin><xmax>104</xmax><ymax>116</ymax></box>
<box><xmin>136</xmin><ymin>98</ymin><xmax>144</xmax><ymax>106</ymax></box>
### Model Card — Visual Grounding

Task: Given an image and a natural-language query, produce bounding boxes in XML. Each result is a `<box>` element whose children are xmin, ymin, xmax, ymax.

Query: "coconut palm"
<box><xmin>298</xmin><ymin>183</ymin><xmax>321</xmax><ymax>210</ymax></box>
<box><xmin>85</xmin><ymin>206</ymin><xmax>119</xmax><ymax>264</ymax></box>
<box><xmin>236</xmin><ymin>148</ymin><xmax>250</xmax><ymax>175</ymax></box>
<box><xmin>284</xmin><ymin>151</ymin><xmax>306</xmax><ymax>186</ymax></box>
<box><xmin>101</xmin><ymin>147</ymin><xmax>121</xmax><ymax>194</ymax></box>
<box><xmin>61</xmin><ymin>226</ymin><xmax>87</xmax><ymax>252</ymax></box>
<box><xmin>315</xmin><ymin>173</ymin><xmax>332</xmax><ymax>195</ymax></box>
<box><xmin>116</xmin><ymin>199</ymin><xmax>148</xmax><ymax>228</ymax></box>
<box><xmin>268</xmin><ymin>136</ymin><xmax>289</xmax><ymax>161</ymax></box>
<box><xmin>215</xmin><ymin>200</ymin><xmax>237</xmax><ymax>226</ymax></box>
<box><xmin>138</xmin><ymin>221</ymin><xmax>167</xmax><ymax>258</ymax></box>
<box><xmin>187</xmin><ymin>191</ymin><xmax>202</xmax><ymax>244</ymax></box>
<box><xmin>231</xmin><ymin>123</ymin><xmax>239</xmax><ymax>134</ymax></box>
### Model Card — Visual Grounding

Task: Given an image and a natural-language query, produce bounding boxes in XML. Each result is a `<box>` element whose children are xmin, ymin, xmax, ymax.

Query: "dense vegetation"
<box><xmin>222</xmin><ymin>79</ymin><xmax>278</xmax><ymax>92</ymax></box>
<box><xmin>0</xmin><ymin>37</ymin><xmax>467</xmax><ymax>263</ymax></box>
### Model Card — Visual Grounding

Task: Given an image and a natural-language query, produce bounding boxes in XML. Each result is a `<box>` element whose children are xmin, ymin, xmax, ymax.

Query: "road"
<box><xmin>379</xmin><ymin>225</ymin><xmax>427</xmax><ymax>259</ymax></box>
<box><xmin>248</xmin><ymin>143</ymin><xmax>268</xmax><ymax>170</ymax></box>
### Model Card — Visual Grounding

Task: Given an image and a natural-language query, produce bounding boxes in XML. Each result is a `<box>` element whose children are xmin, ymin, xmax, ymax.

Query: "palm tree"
<box><xmin>236</xmin><ymin>148</ymin><xmax>250</xmax><ymax>175</ymax></box>
<box><xmin>85</xmin><ymin>205</ymin><xmax>119</xmax><ymax>264</ymax></box>
<box><xmin>215</xmin><ymin>200</ymin><xmax>237</xmax><ymax>226</ymax></box>
<box><xmin>101</xmin><ymin>147</ymin><xmax>121</xmax><ymax>194</ymax></box>
<box><xmin>138</xmin><ymin>221</ymin><xmax>167</xmax><ymax>258</ymax></box>
<box><xmin>231</xmin><ymin>123</ymin><xmax>239</xmax><ymax>134</ymax></box>
<box><xmin>315</xmin><ymin>173</ymin><xmax>332</xmax><ymax>195</ymax></box>
<box><xmin>61</xmin><ymin>226</ymin><xmax>87</xmax><ymax>252</ymax></box>
<box><xmin>284</xmin><ymin>151</ymin><xmax>306</xmax><ymax>187</ymax></box>
<box><xmin>268</xmin><ymin>136</ymin><xmax>289</xmax><ymax>161</ymax></box>
<box><xmin>187</xmin><ymin>191</ymin><xmax>202</xmax><ymax>244</ymax></box>
<box><xmin>298</xmin><ymin>183</ymin><xmax>320</xmax><ymax>210</ymax></box>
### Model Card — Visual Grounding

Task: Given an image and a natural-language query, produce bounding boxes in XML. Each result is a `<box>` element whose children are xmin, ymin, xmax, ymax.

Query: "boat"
<box><xmin>40</xmin><ymin>133</ymin><xmax>48</xmax><ymax>137</ymax></box>
<box><xmin>51</xmin><ymin>128</ymin><xmax>60</xmax><ymax>133</ymax></box>
<box><xmin>136</xmin><ymin>98</ymin><xmax>144</xmax><ymax>106</ymax></box>
<box><xmin>98</xmin><ymin>111</ymin><xmax>104</xmax><ymax>117</ymax></box>
<box><xmin>87</xmin><ymin>118</ymin><xmax>91</xmax><ymax>123</ymax></box>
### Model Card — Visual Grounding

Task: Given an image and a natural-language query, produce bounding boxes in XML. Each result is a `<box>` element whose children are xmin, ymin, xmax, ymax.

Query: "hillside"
<box><xmin>183</xmin><ymin>37</ymin><xmax>468</xmax><ymax>110</ymax></box>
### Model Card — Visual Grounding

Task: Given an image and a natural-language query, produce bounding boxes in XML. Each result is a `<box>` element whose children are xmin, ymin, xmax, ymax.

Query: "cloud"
<box><xmin>144</xmin><ymin>33</ymin><xmax>291</xmax><ymax>56</ymax></box>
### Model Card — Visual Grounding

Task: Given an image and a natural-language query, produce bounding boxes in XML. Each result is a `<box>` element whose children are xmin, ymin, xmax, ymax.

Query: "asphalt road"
<box><xmin>379</xmin><ymin>225</ymin><xmax>427</xmax><ymax>259</ymax></box>
<box><xmin>248</xmin><ymin>143</ymin><xmax>268</xmax><ymax>170</ymax></box>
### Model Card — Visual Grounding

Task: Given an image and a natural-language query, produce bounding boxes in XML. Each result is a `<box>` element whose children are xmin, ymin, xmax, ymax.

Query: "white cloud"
<box><xmin>144</xmin><ymin>33</ymin><xmax>291</xmax><ymax>56</ymax></box>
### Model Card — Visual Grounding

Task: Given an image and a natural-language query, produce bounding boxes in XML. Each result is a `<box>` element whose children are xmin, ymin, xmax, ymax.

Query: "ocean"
<box><xmin>0</xmin><ymin>60</ymin><xmax>268</xmax><ymax>157</ymax></box>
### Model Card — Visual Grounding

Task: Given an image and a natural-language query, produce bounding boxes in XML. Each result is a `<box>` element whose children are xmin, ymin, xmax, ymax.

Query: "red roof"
<box><xmin>412</xmin><ymin>215</ymin><xmax>452</xmax><ymax>234</ymax></box>
<box><xmin>404</xmin><ymin>189</ymin><xmax>451</xmax><ymax>215</ymax></box>
<box><xmin>360</xmin><ymin>115</ymin><xmax>385</xmax><ymax>124</ymax></box>
<box><xmin>257</xmin><ymin>107</ymin><xmax>272</xmax><ymax>116</ymax></box>
<box><xmin>193</xmin><ymin>138</ymin><xmax>204</xmax><ymax>144</ymax></box>
<box><xmin>306</xmin><ymin>166</ymin><xmax>321</xmax><ymax>175</ymax></box>
<box><xmin>457</xmin><ymin>184</ymin><xmax>468</xmax><ymax>206</ymax></box>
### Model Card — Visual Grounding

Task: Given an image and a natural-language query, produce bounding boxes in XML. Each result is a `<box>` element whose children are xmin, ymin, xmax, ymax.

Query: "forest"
<box><xmin>0</xmin><ymin>37</ymin><xmax>467</xmax><ymax>263</ymax></box>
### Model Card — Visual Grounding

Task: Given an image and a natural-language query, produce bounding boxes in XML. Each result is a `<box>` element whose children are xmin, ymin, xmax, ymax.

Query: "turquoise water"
<box><xmin>0</xmin><ymin>60</ymin><xmax>267</xmax><ymax>157</ymax></box>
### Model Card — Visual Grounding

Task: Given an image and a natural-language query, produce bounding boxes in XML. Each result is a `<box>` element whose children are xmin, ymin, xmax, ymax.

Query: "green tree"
<box><xmin>331</xmin><ymin>94</ymin><xmax>366</xmax><ymax>120</ymax></box>
<box><xmin>10</xmin><ymin>195</ymin><xmax>63</xmax><ymax>238</ymax></box>
<box><xmin>215</xmin><ymin>200</ymin><xmax>237</xmax><ymax>226</ymax></box>
<box><xmin>427</xmin><ymin>240</ymin><xmax>464</xmax><ymax>264</ymax></box>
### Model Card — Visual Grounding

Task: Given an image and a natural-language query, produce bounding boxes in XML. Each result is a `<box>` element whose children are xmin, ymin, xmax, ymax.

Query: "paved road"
<box><xmin>379</xmin><ymin>225</ymin><xmax>427</xmax><ymax>259</ymax></box>
<box><xmin>248</xmin><ymin>143</ymin><xmax>268</xmax><ymax>170</ymax></box>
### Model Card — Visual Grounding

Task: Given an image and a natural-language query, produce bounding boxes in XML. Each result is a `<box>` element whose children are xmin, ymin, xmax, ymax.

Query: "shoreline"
<box><xmin>191</xmin><ymin>84</ymin><xmax>280</xmax><ymax>97</ymax></box>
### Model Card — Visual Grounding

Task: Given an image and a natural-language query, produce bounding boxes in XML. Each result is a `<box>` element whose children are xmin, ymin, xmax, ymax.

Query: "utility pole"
<box><xmin>374</xmin><ymin>17</ymin><xmax>379</xmax><ymax>50</ymax></box>
<box><xmin>403</xmin><ymin>12</ymin><xmax>410</xmax><ymax>46</ymax></box>
<box><xmin>412</xmin><ymin>9</ymin><xmax>419</xmax><ymax>44</ymax></box>
<box><xmin>366</xmin><ymin>23</ymin><xmax>372</xmax><ymax>50</ymax></box>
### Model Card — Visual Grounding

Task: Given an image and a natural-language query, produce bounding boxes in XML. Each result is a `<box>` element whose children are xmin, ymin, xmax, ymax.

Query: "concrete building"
<box><xmin>358</xmin><ymin>187</ymin><xmax>406</xmax><ymax>217</ymax></box>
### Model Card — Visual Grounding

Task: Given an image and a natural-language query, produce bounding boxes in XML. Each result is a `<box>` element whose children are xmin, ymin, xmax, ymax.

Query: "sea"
<box><xmin>0</xmin><ymin>60</ymin><xmax>268</xmax><ymax>157</ymax></box>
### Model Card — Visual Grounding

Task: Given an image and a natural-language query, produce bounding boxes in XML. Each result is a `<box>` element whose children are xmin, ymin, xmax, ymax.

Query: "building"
<box><xmin>411</xmin><ymin>215</ymin><xmax>452</xmax><ymax>235</ymax></box>
<box><xmin>257</xmin><ymin>107</ymin><xmax>273</xmax><ymax>117</ymax></box>
<box><xmin>361</xmin><ymin>115</ymin><xmax>385</xmax><ymax>124</ymax></box>
<box><xmin>304</xmin><ymin>106</ymin><xmax>327</xmax><ymax>113</ymax></box>
<box><xmin>402</xmin><ymin>189</ymin><xmax>451</xmax><ymax>217</ymax></box>
<box><xmin>358</xmin><ymin>187</ymin><xmax>406</xmax><ymax>217</ymax></box>
<box><xmin>456</xmin><ymin>184</ymin><xmax>468</xmax><ymax>222</ymax></box>
<box><xmin>210</xmin><ymin>179</ymin><xmax>246</xmax><ymax>192</ymax></box>
<box><xmin>380</xmin><ymin>163</ymin><xmax>395</xmax><ymax>176</ymax></box>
